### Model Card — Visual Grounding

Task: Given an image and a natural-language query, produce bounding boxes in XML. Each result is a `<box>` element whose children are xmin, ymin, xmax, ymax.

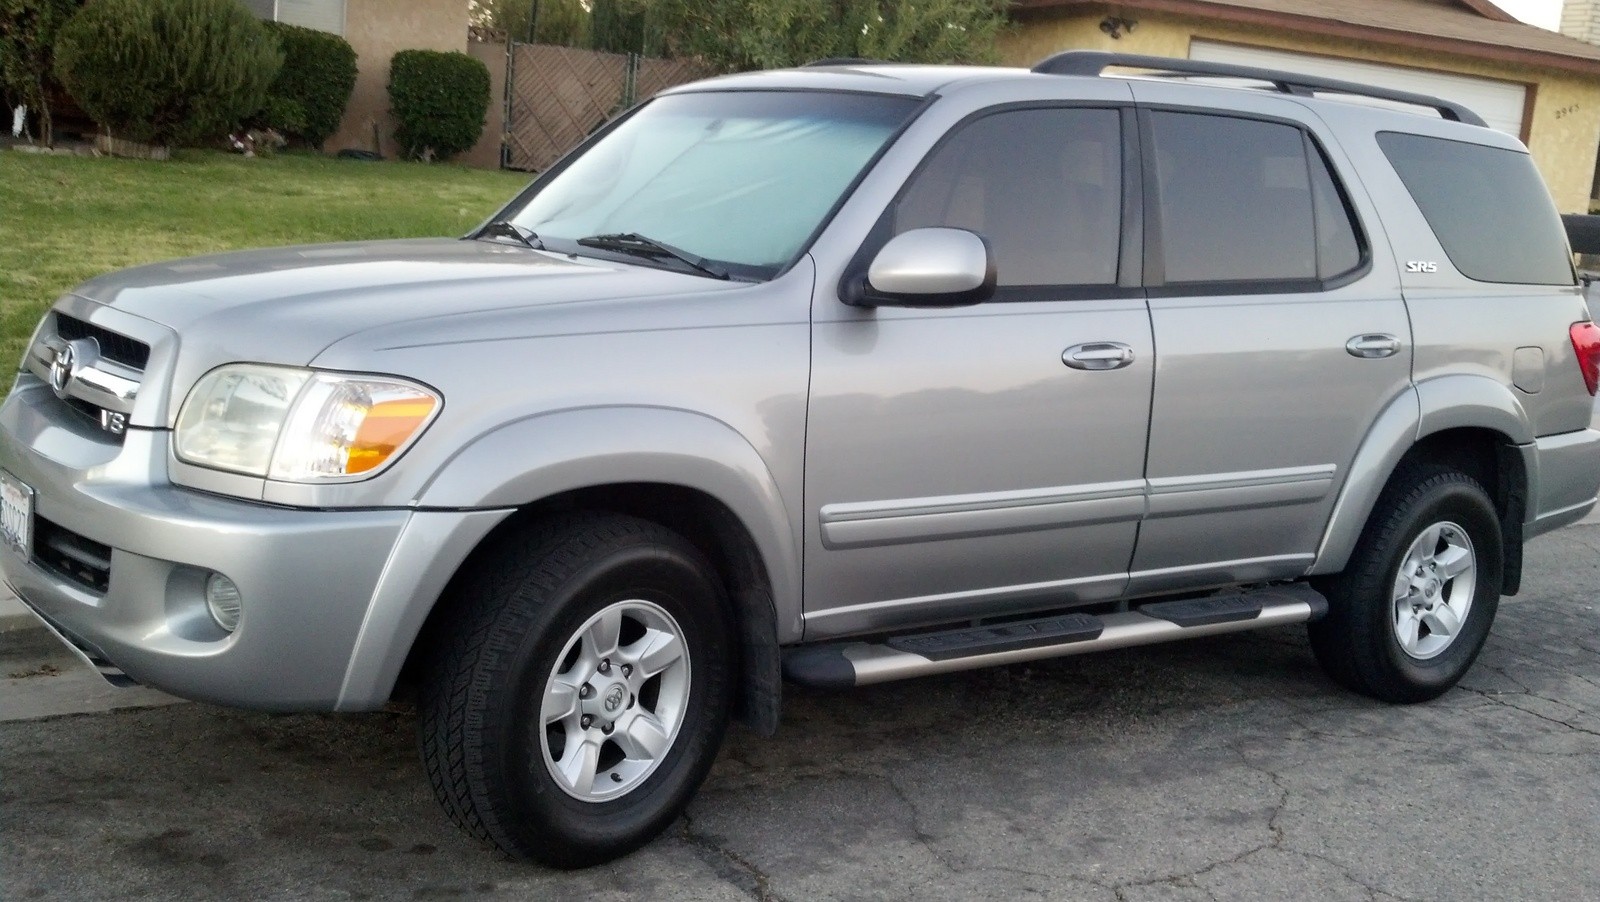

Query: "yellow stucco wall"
<box><xmin>460</xmin><ymin>40</ymin><xmax>509</xmax><ymax>170</ymax></box>
<box><xmin>325</xmin><ymin>0</ymin><xmax>467</xmax><ymax>157</ymax></box>
<box><xmin>1000</xmin><ymin>11</ymin><xmax>1600</xmax><ymax>212</ymax></box>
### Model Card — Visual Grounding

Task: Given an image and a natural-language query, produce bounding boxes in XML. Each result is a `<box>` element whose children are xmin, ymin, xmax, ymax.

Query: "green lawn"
<box><xmin>0</xmin><ymin>149</ymin><xmax>531</xmax><ymax>365</ymax></box>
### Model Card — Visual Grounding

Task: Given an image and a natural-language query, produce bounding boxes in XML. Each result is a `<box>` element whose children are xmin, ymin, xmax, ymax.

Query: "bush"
<box><xmin>0</xmin><ymin>0</ymin><xmax>83</xmax><ymax>146</ymax></box>
<box><xmin>388</xmin><ymin>49</ymin><xmax>490</xmax><ymax>161</ymax></box>
<box><xmin>259</xmin><ymin>21</ymin><xmax>356</xmax><ymax>149</ymax></box>
<box><xmin>54</xmin><ymin>0</ymin><xmax>281</xmax><ymax>149</ymax></box>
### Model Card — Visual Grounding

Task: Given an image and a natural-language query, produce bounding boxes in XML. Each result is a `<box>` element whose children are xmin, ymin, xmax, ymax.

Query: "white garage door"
<box><xmin>1190</xmin><ymin>41</ymin><xmax>1528</xmax><ymax>137</ymax></box>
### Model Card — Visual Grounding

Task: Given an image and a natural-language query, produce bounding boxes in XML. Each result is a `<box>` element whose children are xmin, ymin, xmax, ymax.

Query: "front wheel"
<box><xmin>418</xmin><ymin>513</ymin><xmax>734</xmax><ymax>867</ymax></box>
<box><xmin>1309</xmin><ymin>463</ymin><xmax>1502</xmax><ymax>703</ymax></box>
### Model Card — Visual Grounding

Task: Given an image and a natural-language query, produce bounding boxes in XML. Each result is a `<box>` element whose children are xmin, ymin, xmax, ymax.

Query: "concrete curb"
<box><xmin>0</xmin><ymin>585</ymin><xmax>40</xmax><ymax>634</ymax></box>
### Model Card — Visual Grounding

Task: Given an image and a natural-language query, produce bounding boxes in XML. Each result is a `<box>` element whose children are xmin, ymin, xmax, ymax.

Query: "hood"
<box><xmin>70</xmin><ymin>238</ymin><xmax>734</xmax><ymax>366</ymax></box>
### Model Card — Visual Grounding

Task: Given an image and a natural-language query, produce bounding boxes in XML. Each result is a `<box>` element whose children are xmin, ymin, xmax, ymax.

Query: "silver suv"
<box><xmin>5</xmin><ymin>52</ymin><xmax>1600</xmax><ymax>866</ymax></box>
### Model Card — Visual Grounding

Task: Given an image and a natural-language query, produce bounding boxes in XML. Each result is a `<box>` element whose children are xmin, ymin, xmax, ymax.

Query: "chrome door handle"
<box><xmin>1345</xmin><ymin>333</ymin><xmax>1402</xmax><ymax>359</ymax></box>
<box><xmin>1062</xmin><ymin>341</ymin><xmax>1135</xmax><ymax>371</ymax></box>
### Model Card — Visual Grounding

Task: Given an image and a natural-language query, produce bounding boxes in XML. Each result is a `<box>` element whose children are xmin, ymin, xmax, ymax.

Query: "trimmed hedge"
<box><xmin>260</xmin><ymin>21</ymin><xmax>356</xmax><ymax>149</ymax></box>
<box><xmin>388</xmin><ymin>49</ymin><xmax>489</xmax><ymax>161</ymax></box>
<box><xmin>54</xmin><ymin>0</ymin><xmax>281</xmax><ymax>148</ymax></box>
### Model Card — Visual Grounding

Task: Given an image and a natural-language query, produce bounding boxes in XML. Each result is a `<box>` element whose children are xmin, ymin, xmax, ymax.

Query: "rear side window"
<box><xmin>1147</xmin><ymin>111</ymin><xmax>1364</xmax><ymax>286</ymax></box>
<box><xmin>894</xmin><ymin>107</ymin><xmax>1123</xmax><ymax>288</ymax></box>
<box><xmin>1377</xmin><ymin>132</ymin><xmax>1573</xmax><ymax>286</ymax></box>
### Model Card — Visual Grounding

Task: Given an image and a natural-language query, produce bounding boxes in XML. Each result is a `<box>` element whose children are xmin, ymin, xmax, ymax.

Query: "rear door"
<box><xmin>1124</xmin><ymin>83</ymin><xmax>1412</xmax><ymax>595</ymax></box>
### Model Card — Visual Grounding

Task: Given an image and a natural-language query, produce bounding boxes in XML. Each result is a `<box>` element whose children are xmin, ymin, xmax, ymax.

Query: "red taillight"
<box><xmin>1570</xmin><ymin>322</ymin><xmax>1600</xmax><ymax>396</ymax></box>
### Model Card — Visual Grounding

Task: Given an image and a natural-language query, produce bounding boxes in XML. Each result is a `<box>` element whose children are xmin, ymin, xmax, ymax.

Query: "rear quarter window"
<box><xmin>1377</xmin><ymin>131</ymin><xmax>1573</xmax><ymax>286</ymax></box>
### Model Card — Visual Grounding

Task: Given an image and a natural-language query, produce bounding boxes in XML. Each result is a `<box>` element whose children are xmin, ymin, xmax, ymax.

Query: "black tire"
<box><xmin>1309</xmin><ymin>463</ymin><xmax>1502</xmax><ymax>703</ymax></box>
<box><xmin>418</xmin><ymin>512</ymin><xmax>734</xmax><ymax>868</ymax></box>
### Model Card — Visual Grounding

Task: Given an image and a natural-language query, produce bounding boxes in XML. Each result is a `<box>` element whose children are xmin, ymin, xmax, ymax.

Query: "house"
<box><xmin>1002</xmin><ymin>0</ymin><xmax>1600</xmax><ymax>213</ymax></box>
<box><xmin>242</xmin><ymin>0</ymin><xmax>474</xmax><ymax>159</ymax></box>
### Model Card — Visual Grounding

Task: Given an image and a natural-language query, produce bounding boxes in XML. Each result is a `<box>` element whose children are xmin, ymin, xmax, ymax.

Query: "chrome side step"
<box><xmin>783</xmin><ymin>584</ymin><xmax>1328</xmax><ymax>689</ymax></box>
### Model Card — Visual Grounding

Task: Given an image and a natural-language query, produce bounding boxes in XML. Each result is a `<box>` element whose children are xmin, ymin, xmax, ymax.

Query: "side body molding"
<box><xmin>1311</xmin><ymin>375</ymin><xmax>1533</xmax><ymax>575</ymax></box>
<box><xmin>418</xmin><ymin>405</ymin><xmax>803</xmax><ymax>639</ymax></box>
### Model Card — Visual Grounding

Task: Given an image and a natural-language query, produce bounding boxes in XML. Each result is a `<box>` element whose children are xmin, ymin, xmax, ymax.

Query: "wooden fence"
<box><xmin>505</xmin><ymin>43</ymin><xmax>708</xmax><ymax>173</ymax></box>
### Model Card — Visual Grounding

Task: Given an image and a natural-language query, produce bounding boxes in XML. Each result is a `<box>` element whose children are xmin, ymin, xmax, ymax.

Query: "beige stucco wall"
<box><xmin>460</xmin><ymin>40</ymin><xmax>509</xmax><ymax>169</ymax></box>
<box><xmin>1001</xmin><ymin>12</ymin><xmax>1600</xmax><ymax>212</ymax></box>
<box><xmin>325</xmin><ymin>0</ymin><xmax>468</xmax><ymax>157</ymax></box>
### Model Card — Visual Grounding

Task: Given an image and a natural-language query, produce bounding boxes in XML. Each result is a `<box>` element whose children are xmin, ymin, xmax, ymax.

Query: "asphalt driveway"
<box><xmin>2</xmin><ymin>527</ymin><xmax>1597</xmax><ymax>901</ymax></box>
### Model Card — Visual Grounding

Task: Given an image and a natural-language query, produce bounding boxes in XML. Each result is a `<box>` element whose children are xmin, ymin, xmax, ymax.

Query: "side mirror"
<box><xmin>844</xmin><ymin>227</ymin><xmax>996</xmax><ymax>307</ymax></box>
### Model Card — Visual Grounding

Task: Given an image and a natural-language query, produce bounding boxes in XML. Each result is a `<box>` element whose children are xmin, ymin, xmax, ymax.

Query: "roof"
<box><xmin>667</xmin><ymin>65</ymin><xmax>1022</xmax><ymax>97</ymax></box>
<box><xmin>1012</xmin><ymin>0</ymin><xmax>1600</xmax><ymax>77</ymax></box>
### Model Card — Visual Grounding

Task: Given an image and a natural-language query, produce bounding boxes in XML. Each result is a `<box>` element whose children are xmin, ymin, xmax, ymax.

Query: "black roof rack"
<box><xmin>1031</xmin><ymin>51</ymin><xmax>1488</xmax><ymax>128</ymax></box>
<box><xmin>802</xmin><ymin>57</ymin><xmax>894</xmax><ymax>68</ymax></box>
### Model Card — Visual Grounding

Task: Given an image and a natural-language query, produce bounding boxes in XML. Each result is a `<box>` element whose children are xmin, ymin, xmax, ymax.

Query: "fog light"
<box><xmin>205</xmin><ymin>573</ymin><xmax>242</xmax><ymax>632</ymax></box>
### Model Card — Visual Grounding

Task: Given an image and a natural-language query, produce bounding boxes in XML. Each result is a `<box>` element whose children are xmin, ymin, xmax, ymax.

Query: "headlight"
<box><xmin>174</xmin><ymin>364</ymin><xmax>440</xmax><ymax>481</ymax></box>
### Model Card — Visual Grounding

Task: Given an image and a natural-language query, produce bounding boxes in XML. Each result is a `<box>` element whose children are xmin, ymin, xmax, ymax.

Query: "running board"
<box><xmin>783</xmin><ymin>584</ymin><xmax>1328</xmax><ymax>689</ymax></box>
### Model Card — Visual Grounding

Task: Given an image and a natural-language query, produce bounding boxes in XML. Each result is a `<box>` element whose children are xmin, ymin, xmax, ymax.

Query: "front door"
<box><xmin>802</xmin><ymin>105</ymin><xmax>1154</xmax><ymax>638</ymax></box>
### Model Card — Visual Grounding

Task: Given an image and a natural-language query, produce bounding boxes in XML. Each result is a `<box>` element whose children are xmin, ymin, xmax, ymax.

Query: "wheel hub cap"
<box><xmin>536</xmin><ymin>599</ymin><xmax>691</xmax><ymax>802</ymax></box>
<box><xmin>1390</xmin><ymin>520</ymin><xmax>1476</xmax><ymax>661</ymax></box>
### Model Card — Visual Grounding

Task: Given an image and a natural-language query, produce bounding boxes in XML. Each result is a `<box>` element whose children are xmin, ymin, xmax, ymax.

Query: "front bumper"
<box><xmin>1</xmin><ymin>379</ymin><xmax>500</xmax><ymax>711</ymax></box>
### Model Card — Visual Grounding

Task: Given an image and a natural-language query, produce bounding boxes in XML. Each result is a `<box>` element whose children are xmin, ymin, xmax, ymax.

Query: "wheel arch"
<box><xmin>341</xmin><ymin>407</ymin><xmax>800</xmax><ymax>734</ymax></box>
<box><xmin>1312</xmin><ymin>376</ymin><xmax>1530</xmax><ymax>594</ymax></box>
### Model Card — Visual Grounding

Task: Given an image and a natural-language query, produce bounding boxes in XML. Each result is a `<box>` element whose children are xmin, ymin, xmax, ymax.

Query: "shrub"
<box><xmin>260</xmin><ymin>21</ymin><xmax>356</xmax><ymax>149</ymax></box>
<box><xmin>258</xmin><ymin>94</ymin><xmax>307</xmax><ymax>135</ymax></box>
<box><xmin>388</xmin><ymin>49</ymin><xmax>490</xmax><ymax>161</ymax></box>
<box><xmin>54</xmin><ymin>0</ymin><xmax>282</xmax><ymax>149</ymax></box>
<box><xmin>0</xmin><ymin>0</ymin><xmax>84</xmax><ymax>146</ymax></box>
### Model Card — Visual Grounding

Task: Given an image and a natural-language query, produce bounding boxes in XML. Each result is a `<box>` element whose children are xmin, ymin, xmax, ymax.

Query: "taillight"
<box><xmin>1570</xmin><ymin>322</ymin><xmax>1600</xmax><ymax>396</ymax></box>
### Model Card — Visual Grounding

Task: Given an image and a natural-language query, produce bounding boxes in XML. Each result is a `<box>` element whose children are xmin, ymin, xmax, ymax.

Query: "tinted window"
<box><xmin>1150</xmin><ymin>112</ymin><xmax>1341</xmax><ymax>284</ymax></box>
<box><xmin>1310</xmin><ymin>143</ymin><xmax>1363</xmax><ymax>280</ymax></box>
<box><xmin>1378</xmin><ymin>132</ymin><xmax>1573</xmax><ymax>286</ymax></box>
<box><xmin>894</xmin><ymin>108</ymin><xmax>1122</xmax><ymax>287</ymax></box>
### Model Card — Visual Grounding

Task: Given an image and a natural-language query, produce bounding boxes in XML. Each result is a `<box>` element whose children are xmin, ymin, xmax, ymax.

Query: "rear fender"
<box><xmin>1311</xmin><ymin>375</ymin><xmax>1531</xmax><ymax>576</ymax></box>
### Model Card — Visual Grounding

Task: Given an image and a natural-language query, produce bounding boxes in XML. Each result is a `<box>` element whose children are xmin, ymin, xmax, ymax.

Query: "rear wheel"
<box><xmin>418</xmin><ymin>513</ymin><xmax>734</xmax><ymax>867</ymax></box>
<box><xmin>1309</xmin><ymin>463</ymin><xmax>1502</xmax><ymax>703</ymax></box>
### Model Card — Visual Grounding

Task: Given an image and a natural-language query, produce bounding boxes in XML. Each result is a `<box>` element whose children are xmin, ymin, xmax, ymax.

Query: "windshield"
<box><xmin>504</xmin><ymin>90</ymin><xmax>921</xmax><ymax>279</ymax></box>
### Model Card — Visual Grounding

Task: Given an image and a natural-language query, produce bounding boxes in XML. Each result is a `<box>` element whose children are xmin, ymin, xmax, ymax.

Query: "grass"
<box><xmin>0</xmin><ymin>149</ymin><xmax>531</xmax><ymax>365</ymax></box>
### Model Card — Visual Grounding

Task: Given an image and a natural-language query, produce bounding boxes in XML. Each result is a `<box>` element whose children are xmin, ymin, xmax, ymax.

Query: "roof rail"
<box><xmin>802</xmin><ymin>57</ymin><xmax>893</xmax><ymax>68</ymax></box>
<box><xmin>1031</xmin><ymin>51</ymin><xmax>1488</xmax><ymax>128</ymax></box>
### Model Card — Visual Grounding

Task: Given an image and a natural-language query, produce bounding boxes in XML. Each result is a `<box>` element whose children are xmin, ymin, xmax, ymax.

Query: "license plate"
<box><xmin>0</xmin><ymin>469</ymin><xmax>33</xmax><ymax>560</ymax></box>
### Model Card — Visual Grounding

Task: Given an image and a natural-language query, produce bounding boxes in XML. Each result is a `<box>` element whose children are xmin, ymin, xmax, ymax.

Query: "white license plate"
<box><xmin>0</xmin><ymin>470</ymin><xmax>33</xmax><ymax>560</ymax></box>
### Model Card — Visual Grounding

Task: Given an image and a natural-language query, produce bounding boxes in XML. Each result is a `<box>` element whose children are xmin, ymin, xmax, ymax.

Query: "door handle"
<box><xmin>1345</xmin><ymin>333</ymin><xmax>1402</xmax><ymax>359</ymax></box>
<box><xmin>1062</xmin><ymin>341</ymin><xmax>1135</xmax><ymax>371</ymax></box>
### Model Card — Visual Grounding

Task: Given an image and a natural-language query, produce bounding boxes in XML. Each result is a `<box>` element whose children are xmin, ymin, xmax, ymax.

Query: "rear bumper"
<box><xmin>1526</xmin><ymin>427</ymin><xmax>1600</xmax><ymax>539</ymax></box>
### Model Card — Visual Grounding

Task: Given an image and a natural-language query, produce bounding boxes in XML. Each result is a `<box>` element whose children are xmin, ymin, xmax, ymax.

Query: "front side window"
<box><xmin>892</xmin><ymin>107</ymin><xmax>1124</xmax><ymax>288</ymax></box>
<box><xmin>1148</xmin><ymin>111</ymin><xmax>1363</xmax><ymax>286</ymax></box>
<box><xmin>1378</xmin><ymin>131</ymin><xmax>1573</xmax><ymax>286</ymax></box>
<box><xmin>507</xmin><ymin>91</ymin><xmax>921</xmax><ymax>279</ymax></box>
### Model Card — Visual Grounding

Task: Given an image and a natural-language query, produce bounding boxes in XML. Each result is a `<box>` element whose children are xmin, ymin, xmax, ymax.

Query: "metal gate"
<box><xmin>505</xmin><ymin>43</ymin><xmax>707</xmax><ymax>172</ymax></box>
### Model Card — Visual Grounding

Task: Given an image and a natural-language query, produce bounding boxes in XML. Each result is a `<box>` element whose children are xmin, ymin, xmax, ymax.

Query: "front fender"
<box><xmin>419</xmin><ymin>405</ymin><xmax>803</xmax><ymax>639</ymax></box>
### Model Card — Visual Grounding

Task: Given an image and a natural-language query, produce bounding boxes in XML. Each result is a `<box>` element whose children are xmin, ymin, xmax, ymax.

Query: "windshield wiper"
<box><xmin>476</xmin><ymin>220</ymin><xmax>544</xmax><ymax>249</ymax></box>
<box><xmin>576</xmin><ymin>232</ymin><xmax>730</xmax><ymax>280</ymax></box>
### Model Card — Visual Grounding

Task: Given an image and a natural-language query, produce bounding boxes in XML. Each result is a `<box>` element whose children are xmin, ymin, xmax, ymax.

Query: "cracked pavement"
<box><xmin>3</xmin><ymin>527</ymin><xmax>1597</xmax><ymax>900</ymax></box>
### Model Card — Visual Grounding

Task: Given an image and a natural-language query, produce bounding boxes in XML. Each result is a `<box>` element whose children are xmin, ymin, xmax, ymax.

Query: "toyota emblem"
<box><xmin>603</xmin><ymin>685</ymin><xmax>626</xmax><ymax>713</ymax></box>
<box><xmin>49</xmin><ymin>343</ymin><xmax>76</xmax><ymax>399</ymax></box>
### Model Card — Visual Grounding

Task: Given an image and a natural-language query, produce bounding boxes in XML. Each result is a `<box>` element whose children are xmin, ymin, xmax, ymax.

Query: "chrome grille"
<box><xmin>24</xmin><ymin>313</ymin><xmax>145</xmax><ymax>440</ymax></box>
<box><xmin>55</xmin><ymin>313</ymin><xmax>151</xmax><ymax>370</ymax></box>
